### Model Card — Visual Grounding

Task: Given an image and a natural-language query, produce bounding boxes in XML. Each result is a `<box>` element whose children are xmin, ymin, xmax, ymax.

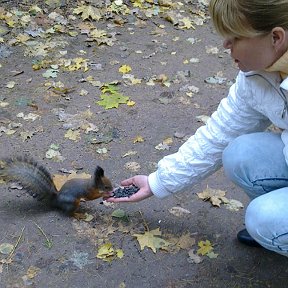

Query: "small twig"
<box><xmin>7</xmin><ymin>226</ymin><xmax>25</xmax><ymax>262</ymax></box>
<box><xmin>34</xmin><ymin>222</ymin><xmax>53</xmax><ymax>249</ymax></box>
<box><xmin>138</xmin><ymin>210</ymin><xmax>149</xmax><ymax>232</ymax></box>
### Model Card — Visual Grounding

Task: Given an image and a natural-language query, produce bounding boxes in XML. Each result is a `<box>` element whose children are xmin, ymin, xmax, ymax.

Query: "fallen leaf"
<box><xmin>26</xmin><ymin>266</ymin><xmax>40</xmax><ymax>279</ymax></box>
<box><xmin>206</xmin><ymin>251</ymin><xmax>218</xmax><ymax>258</ymax></box>
<box><xmin>111</xmin><ymin>209</ymin><xmax>127</xmax><ymax>219</ymax></box>
<box><xmin>64</xmin><ymin>129</ymin><xmax>81</xmax><ymax>141</ymax></box>
<box><xmin>73</xmin><ymin>5</ymin><xmax>102</xmax><ymax>21</ymax></box>
<box><xmin>122</xmin><ymin>150</ymin><xmax>137</xmax><ymax>157</ymax></box>
<box><xmin>169</xmin><ymin>206</ymin><xmax>191</xmax><ymax>217</ymax></box>
<box><xmin>155</xmin><ymin>143</ymin><xmax>170</xmax><ymax>150</ymax></box>
<box><xmin>197</xmin><ymin>186</ymin><xmax>228</xmax><ymax>207</ymax></box>
<box><xmin>133</xmin><ymin>135</ymin><xmax>144</xmax><ymax>143</ymax></box>
<box><xmin>42</xmin><ymin>68</ymin><xmax>58</xmax><ymax>78</ymax></box>
<box><xmin>97</xmin><ymin>243</ymin><xmax>124</xmax><ymax>262</ymax></box>
<box><xmin>96</xmin><ymin>147</ymin><xmax>108</xmax><ymax>154</ymax></box>
<box><xmin>6</xmin><ymin>81</ymin><xmax>16</xmax><ymax>88</ymax></box>
<box><xmin>119</xmin><ymin>64</ymin><xmax>132</xmax><ymax>74</ymax></box>
<box><xmin>0</xmin><ymin>243</ymin><xmax>14</xmax><ymax>255</ymax></box>
<box><xmin>224</xmin><ymin>199</ymin><xmax>244</xmax><ymax>211</ymax></box>
<box><xmin>70</xmin><ymin>251</ymin><xmax>93</xmax><ymax>269</ymax></box>
<box><xmin>17</xmin><ymin>112</ymin><xmax>40</xmax><ymax>121</ymax></box>
<box><xmin>197</xmin><ymin>240</ymin><xmax>213</xmax><ymax>256</ymax></box>
<box><xmin>205</xmin><ymin>45</ymin><xmax>219</xmax><ymax>54</ymax></box>
<box><xmin>175</xmin><ymin>233</ymin><xmax>196</xmax><ymax>250</ymax></box>
<box><xmin>20</xmin><ymin>131</ymin><xmax>34</xmax><ymax>141</ymax></box>
<box><xmin>124</xmin><ymin>161</ymin><xmax>140</xmax><ymax>172</ymax></box>
<box><xmin>133</xmin><ymin>228</ymin><xmax>170</xmax><ymax>253</ymax></box>
<box><xmin>97</xmin><ymin>93</ymin><xmax>129</xmax><ymax>109</ymax></box>
<box><xmin>188</xmin><ymin>249</ymin><xmax>203</xmax><ymax>264</ymax></box>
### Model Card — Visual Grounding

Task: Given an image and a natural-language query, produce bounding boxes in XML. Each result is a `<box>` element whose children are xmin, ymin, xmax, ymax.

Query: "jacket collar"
<box><xmin>265</xmin><ymin>49</ymin><xmax>288</xmax><ymax>79</ymax></box>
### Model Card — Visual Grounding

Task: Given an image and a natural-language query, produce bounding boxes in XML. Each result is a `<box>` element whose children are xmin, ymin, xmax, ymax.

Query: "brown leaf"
<box><xmin>197</xmin><ymin>186</ymin><xmax>227</xmax><ymax>207</ymax></box>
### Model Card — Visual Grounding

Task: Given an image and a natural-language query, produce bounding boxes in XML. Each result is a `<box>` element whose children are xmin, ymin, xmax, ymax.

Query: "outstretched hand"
<box><xmin>105</xmin><ymin>175</ymin><xmax>153</xmax><ymax>202</ymax></box>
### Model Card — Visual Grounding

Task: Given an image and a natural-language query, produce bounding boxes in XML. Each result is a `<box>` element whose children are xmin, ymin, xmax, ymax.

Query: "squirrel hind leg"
<box><xmin>51</xmin><ymin>196</ymin><xmax>79</xmax><ymax>215</ymax></box>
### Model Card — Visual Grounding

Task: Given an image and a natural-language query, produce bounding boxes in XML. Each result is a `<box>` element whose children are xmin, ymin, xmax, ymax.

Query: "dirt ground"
<box><xmin>0</xmin><ymin>1</ymin><xmax>288</xmax><ymax>288</ymax></box>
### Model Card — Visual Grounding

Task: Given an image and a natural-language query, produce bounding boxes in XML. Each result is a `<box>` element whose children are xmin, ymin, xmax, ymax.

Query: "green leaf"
<box><xmin>0</xmin><ymin>243</ymin><xmax>14</xmax><ymax>255</ymax></box>
<box><xmin>97</xmin><ymin>93</ymin><xmax>129</xmax><ymax>109</ymax></box>
<box><xmin>100</xmin><ymin>83</ymin><xmax>119</xmax><ymax>94</ymax></box>
<box><xmin>42</xmin><ymin>69</ymin><xmax>58</xmax><ymax>78</ymax></box>
<box><xmin>111</xmin><ymin>209</ymin><xmax>126</xmax><ymax>218</ymax></box>
<box><xmin>111</xmin><ymin>209</ymin><xmax>129</xmax><ymax>221</ymax></box>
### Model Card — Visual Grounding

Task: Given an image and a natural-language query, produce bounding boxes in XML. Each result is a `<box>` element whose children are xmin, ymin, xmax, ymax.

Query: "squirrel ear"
<box><xmin>94</xmin><ymin>166</ymin><xmax>104</xmax><ymax>182</ymax></box>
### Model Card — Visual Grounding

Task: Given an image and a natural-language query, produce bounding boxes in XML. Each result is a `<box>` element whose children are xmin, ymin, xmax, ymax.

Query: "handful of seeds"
<box><xmin>112</xmin><ymin>185</ymin><xmax>140</xmax><ymax>198</ymax></box>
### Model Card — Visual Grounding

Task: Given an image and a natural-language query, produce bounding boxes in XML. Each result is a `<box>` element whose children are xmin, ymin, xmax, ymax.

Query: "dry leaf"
<box><xmin>197</xmin><ymin>186</ymin><xmax>228</xmax><ymax>207</ymax></box>
<box><xmin>124</xmin><ymin>161</ymin><xmax>140</xmax><ymax>172</ymax></box>
<box><xmin>197</xmin><ymin>240</ymin><xmax>213</xmax><ymax>256</ymax></box>
<box><xmin>64</xmin><ymin>129</ymin><xmax>81</xmax><ymax>141</ymax></box>
<box><xmin>176</xmin><ymin>233</ymin><xmax>196</xmax><ymax>250</ymax></box>
<box><xmin>169</xmin><ymin>206</ymin><xmax>191</xmax><ymax>217</ymax></box>
<box><xmin>0</xmin><ymin>243</ymin><xmax>14</xmax><ymax>255</ymax></box>
<box><xmin>133</xmin><ymin>228</ymin><xmax>170</xmax><ymax>253</ymax></box>
<box><xmin>119</xmin><ymin>64</ymin><xmax>132</xmax><ymax>74</ymax></box>
<box><xmin>73</xmin><ymin>5</ymin><xmax>102</xmax><ymax>21</ymax></box>
<box><xmin>133</xmin><ymin>135</ymin><xmax>144</xmax><ymax>143</ymax></box>
<box><xmin>96</xmin><ymin>243</ymin><xmax>124</xmax><ymax>262</ymax></box>
<box><xmin>122</xmin><ymin>150</ymin><xmax>137</xmax><ymax>158</ymax></box>
<box><xmin>224</xmin><ymin>199</ymin><xmax>244</xmax><ymax>211</ymax></box>
<box><xmin>188</xmin><ymin>249</ymin><xmax>203</xmax><ymax>264</ymax></box>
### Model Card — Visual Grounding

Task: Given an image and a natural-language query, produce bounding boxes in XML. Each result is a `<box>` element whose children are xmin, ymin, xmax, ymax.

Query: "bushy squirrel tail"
<box><xmin>0</xmin><ymin>156</ymin><xmax>58</xmax><ymax>202</ymax></box>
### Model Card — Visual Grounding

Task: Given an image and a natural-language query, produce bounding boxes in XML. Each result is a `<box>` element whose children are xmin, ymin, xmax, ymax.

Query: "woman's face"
<box><xmin>223</xmin><ymin>32</ymin><xmax>284</xmax><ymax>72</ymax></box>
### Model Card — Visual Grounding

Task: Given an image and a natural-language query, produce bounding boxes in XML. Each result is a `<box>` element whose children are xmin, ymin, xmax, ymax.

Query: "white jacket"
<box><xmin>148</xmin><ymin>70</ymin><xmax>288</xmax><ymax>198</ymax></box>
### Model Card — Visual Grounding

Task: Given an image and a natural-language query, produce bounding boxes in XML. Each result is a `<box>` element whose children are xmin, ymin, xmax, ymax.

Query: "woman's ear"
<box><xmin>271</xmin><ymin>27</ymin><xmax>287</xmax><ymax>52</ymax></box>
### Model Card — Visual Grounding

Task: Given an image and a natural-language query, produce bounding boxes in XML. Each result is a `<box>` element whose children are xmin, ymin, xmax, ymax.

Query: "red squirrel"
<box><xmin>0</xmin><ymin>156</ymin><xmax>113</xmax><ymax>215</ymax></box>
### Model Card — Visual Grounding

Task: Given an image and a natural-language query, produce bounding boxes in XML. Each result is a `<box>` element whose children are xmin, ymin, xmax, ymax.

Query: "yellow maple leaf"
<box><xmin>119</xmin><ymin>64</ymin><xmax>132</xmax><ymax>74</ymax></box>
<box><xmin>180</xmin><ymin>17</ymin><xmax>195</xmax><ymax>29</ymax></box>
<box><xmin>163</xmin><ymin>137</ymin><xmax>173</xmax><ymax>145</ymax></box>
<box><xmin>6</xmin><ymin>19</ymin><xmax>16</xmax><ymax>28</ymax></box>
<box><xmin>64</xmin><ymin>129</ymin><xmax>81</xmax><ymax>141</ymax></box>
<box><xmin>127</xmin><ymin>100</ymin><xmax>135</xmax><ymax>106</ymax></box>
<box><xmin>131</xmin><ymin>78</ymin><xmax>141</xmax><ymax>85</ymax></box>
<box><xmin>26</xmin><ymin>266</ymin><xmax>40</xmax><ymax>279</ymax></box>
<box><xmin>197</xmin><ymin>240</ymin><xmax>213</xmax><ymax>256</ymax></box>
<box><xmin>132</xmin><ymin>0</ymin><xmax>143</xmax><ymax>8</ymax></box>
<box><xmin>73</xmin><ymin>5</ymin><xmax>102</xmax><ymax>21</ymax></box>
<box><xmin>90</xmin><ymin>28</ymin><xmax>107</xmax><ymax>38</ymax></box>
<box><xmin>96</xmin><ymin>243</ymin><xmax>124</xmax><ymax>262</ymax></box>
<box><xmin>16</xmin><ymin>33</ymin><xmax>30</xmax><ymax>43</ymax></box>
<box><xmin>133</xmin><ymin>228</ymin><xmax>170</xmax><ymax>253</ymax></box>
<box><xmin>133</xmin><ymin>135</ymin><xmax>144</xmax><ymax>143</ymax></box>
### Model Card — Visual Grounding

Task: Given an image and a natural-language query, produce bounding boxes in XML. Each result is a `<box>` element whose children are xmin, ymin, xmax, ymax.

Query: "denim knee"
<box><xmin>245</xmin><ymin>189</ymin><xmax>288</xmax><ymax>256</ymax></box>
<box><xmin>222</xmin><ymin>132</ymin><xmax>288</xmax><ymax>199</ymax></box>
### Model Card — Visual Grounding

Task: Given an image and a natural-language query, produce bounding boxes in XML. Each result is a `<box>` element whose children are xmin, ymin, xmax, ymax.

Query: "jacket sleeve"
<box><xmin>148</xmin><ymin>72</ymin><xmax>271</xmax><ymax>198</ymax></box>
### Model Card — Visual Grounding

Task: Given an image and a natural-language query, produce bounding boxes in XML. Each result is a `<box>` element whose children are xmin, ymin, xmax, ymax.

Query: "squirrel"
<box><xmin>0</xmin><ymin>156</ymin><xmax>113</xmax><ymax>215</ymax></box>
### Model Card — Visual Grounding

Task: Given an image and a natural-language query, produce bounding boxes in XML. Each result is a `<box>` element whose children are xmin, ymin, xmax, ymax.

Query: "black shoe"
<box><xmin>237</xmin><ymin>229</ymin><xmax>262</xmax><ymax>247</ymax></box>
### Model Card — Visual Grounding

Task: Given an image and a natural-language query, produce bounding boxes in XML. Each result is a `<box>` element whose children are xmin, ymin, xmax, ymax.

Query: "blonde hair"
<box><xmin>209</xmin><ymin>0</ymin><xmax>288</xmax><ymax>38</ymax></box>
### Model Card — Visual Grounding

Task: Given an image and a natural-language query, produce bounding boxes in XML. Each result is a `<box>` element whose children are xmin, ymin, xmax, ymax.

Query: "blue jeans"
<box><xmin>222</xmin><ymin>132</ymin><xmax>288</xmax><ymax>256</ymax></box>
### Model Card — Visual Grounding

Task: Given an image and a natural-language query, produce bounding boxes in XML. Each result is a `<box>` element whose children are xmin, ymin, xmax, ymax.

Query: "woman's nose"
<box><xmin>223</xmin><ymin>39</ymin><xmax>232</xmax><ymax>49</ymax></box>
